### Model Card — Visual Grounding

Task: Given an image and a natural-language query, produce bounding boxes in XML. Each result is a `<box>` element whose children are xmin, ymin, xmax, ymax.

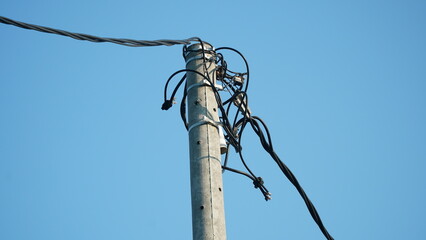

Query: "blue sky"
<box><xmin>1</xmin><ymin>1</ymin><xmax>425</xmax><ymax>239</ymax></box>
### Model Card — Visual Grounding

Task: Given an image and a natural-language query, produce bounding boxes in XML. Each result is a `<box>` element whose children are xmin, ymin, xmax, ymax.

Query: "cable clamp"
<box><xmin>186</xmin><ymin>79</ymin><xmax>211</xmax><ymax>92</ymax></box>
<box><xmin>215</xmin><ymin>84</ymin><xmax>224</xmax><ymax>91</ymax></box>
<box><xmin>185</xmin><ymin>55</ymin><xmax>215</xmax><ymax>65</ymax></box>
<box><xmin>188</xmin><ymin>116</ymin><xmax>222</xmax><ymax>133</ymax></box>
<box><xmin>183</xmin><ymin>43</ymin><xmax>215</xmax><ymax>59</ymax></box>
<box><xmin>187</xmin><ymin>80</ymin><xmax>223</xmax><ymax>92</ymax></box>
<box><xmin>184</xmin><ymin>43</ymin><xmax>215</xmax><ymax>53</ymax></box>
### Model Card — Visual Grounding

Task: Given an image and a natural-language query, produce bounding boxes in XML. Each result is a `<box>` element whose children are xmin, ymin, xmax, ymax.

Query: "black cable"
<box><xmin>162</xmin><ymin>69</ymin><xmax>209</xmax><ymax>110</ymax></box>
<box><xmin>224</xmin><ymin>88</ymin><xmax>334</xmax><ymax>239</ymax></box>
<box><xmin>235</xmin><ymin>120</ymin><xmax>256</xmax><ymax>179</ymax></box>
<box><xmin>216</xmin><ymin>47</ymin><xmax>250</xmax><ymax>92</ymax></box>
<box><xmin>230</xmin><ymin>118</ymin><xmax>271</xmax><ymax>201</ymax></box>
<box><xmin>0</xmin><ymin>15</ymin><xmax>197</xmax><ymax>47</ymax></box>
<box><xmin>180</xmin><ymin>83</ymin><xmax>188</xmax><ymax>130</ymax></box>
<box><xmin>222</xmin><ymin>165</ymin><xmax>254</xmax><ymax>180</ymax></box>
<box><xmin>222</xmin><ymin>165</ymin><xmax>271</xmax><ymax>200</ymax></box>
<box><xmin>162</xmin><ymin>71</ymin><xmax>188</xmax><ymax>110</ymax></box>
<box><xmin>247</xmin><ymin>116</ymin><xmax>334</xmax><ymax>240</ymax></box>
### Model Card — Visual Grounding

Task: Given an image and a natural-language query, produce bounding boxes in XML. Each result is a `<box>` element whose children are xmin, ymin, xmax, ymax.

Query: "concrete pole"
<box><xmin>184</xmin><ymin>42</ymin><xmax>227</xmax><ymax>240</ymax></box>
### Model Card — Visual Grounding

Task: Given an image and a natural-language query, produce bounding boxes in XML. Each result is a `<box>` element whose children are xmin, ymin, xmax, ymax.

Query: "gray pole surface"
<box><xmin>184</xmin><ymin>43</ymin><xmax>227</xmax><ymax>240</ymax></box>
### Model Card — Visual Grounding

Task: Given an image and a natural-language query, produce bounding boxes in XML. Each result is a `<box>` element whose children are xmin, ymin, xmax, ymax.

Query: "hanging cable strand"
<box><xmin>248</xmin><ymin>116</ymin><xmax>334</xmax><ymax>239</ymax></box>
<box><xmin>0</xmin><ymin>16</ymin><xmax>197</xmax><ymax>47</ymax></box>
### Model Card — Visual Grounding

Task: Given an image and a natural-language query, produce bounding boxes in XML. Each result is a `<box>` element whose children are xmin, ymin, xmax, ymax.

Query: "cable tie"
<box><xmin>185</xmin><ymin>55</ymin><xmax>215</xmax><ymax>65</ymax></box>
<box><xmin>253</xmin><ymin>177</ymin><xmax>264</xmax><ymax>189</ymax></box>
<box><xmin>186</xmin><ymin>79</ymin><xmax>210</xmax><ymax>92</ymax></box>
<box><xmin>187</xmin><ymin>79</ymin><xmax>224</xmax><ymax>92</ymax></box>
<box><xmin>187</xmin><ymin>116</ymin><xmax>222</xmax><ymax>133</ymax></box>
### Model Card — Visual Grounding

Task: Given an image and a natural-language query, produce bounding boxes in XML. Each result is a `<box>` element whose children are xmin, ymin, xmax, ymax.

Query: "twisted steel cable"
<box><xmin>0</xmin><ymin>16</ymin><xmax>198</xmax><ymax>47</ymax></box>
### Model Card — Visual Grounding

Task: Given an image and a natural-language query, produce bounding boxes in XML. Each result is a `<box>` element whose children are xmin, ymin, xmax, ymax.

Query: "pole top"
<box><xmin>183</xmin><ymin>42</ymin><xmax>216</xmax><ymax>64</ymax></box>
<box><xmin>185</xmin><ymin>41</ymin><xmax>214</xmax><ymax>51</ymax></box>
<box><xmin>184</xmin><ymin>41</ymin><xmax>215</xmax><ymax>57</ymax></box>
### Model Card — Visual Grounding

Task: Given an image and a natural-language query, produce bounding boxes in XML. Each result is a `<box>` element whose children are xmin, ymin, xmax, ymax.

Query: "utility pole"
<box><xmin>184</xmin><ymin>42</ymin><xmax>227</xmax><ymax>240</ymax></box>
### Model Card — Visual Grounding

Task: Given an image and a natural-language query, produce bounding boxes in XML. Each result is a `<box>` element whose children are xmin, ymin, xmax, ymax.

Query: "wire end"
<box><xmin>265</xmin><ymin>192</ymin><xmax>272</xmax><ymax>201</ymax></box>
<box><xmin>161</xmin><ymin>100</ymin><xmax>173</xmax><ymax>110</ymax></box>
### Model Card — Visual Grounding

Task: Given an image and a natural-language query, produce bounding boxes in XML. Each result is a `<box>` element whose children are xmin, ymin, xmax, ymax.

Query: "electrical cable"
<box><xmin>0</xmin><ymin>15</ymin><xmax>197</xmax><ymax>47</ymax></box>
<box><xmin>222</xmin><ymin>165</ymin><xmax>270</xmax><ymax>200</ymax></box>
<box><xmin>162</xmin><ymin>70</ymin><xmax>188</xmax><ymax>110</ymax></box>
<box><xmin>180</xmin><ymin>84</ymin><xmax>188</xmax><ymax>130</ymax></box>
<box><xmin>216</xmin><ymin>47</ymin><xmax>250</xmax><ymax>92</ymax></box>
<box><xmin>163</xmin><ymin>42</ymin><xmax>334</xmax><ymax>240</ymax></box>
<box><xmin>246</xmin><ymin>116</ymin><xmax>334</xmax><ymax>240</ymax></box>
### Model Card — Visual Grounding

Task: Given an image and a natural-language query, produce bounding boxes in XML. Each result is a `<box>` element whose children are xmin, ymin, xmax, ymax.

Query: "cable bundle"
<box><xmin>162</xmin><ymin>41</ymin><xmax>334</xmax><ymax>240</ymax></box>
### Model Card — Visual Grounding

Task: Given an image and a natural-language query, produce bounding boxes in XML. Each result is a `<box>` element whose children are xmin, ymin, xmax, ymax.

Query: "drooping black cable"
<box><xmin>251</xmin><ymin>116</ymin><xmax>274</xmax><ymax>151</ymax></box>
<box><xmin>0</xmin><ymin>16</ymin><xmax>197</xmax><ymax>47</ymax></box>
<box><xmin>170</xmin><ymin>74</ymin><xmax>186</xmax><ymax>102</ymax></box>
<box><xmin>162</xmin><ymin>70</ymin><xmax>189</xmax><ymax>110</ymax></box>
<box><xmin>247</xmin><ymin>117</ymin><xmax>334</xmax><ymax>240</ymax></box>
<box><xmin>162</xmin><ymin>72</ymin><xmax>187</xmax><ymax>110</ymax></box>
<box><xmin>222</xmin><ymin>165</ymin><xmax>254</xmax><ymax>180</ymax></box>
<box><xmin>221</xmin><ymin>116</ymin><xmax>271</xmax><ymax>200</ymax></box>
<box><xmin>236</xmin><ymin>124</ymin><xmax>252</xmax><ymax>173</ymax></box>
<box><xmin>180</xmin><ymin>83</ymin><xmax>188</xmax><ymax>130</ymax></box>
<box><xmin>232</xmin><ymin>119</ymin><xmax>271</xmax><ymax>201</ymax></box>
<box><xmin>222</xmin><ymin>165</ymin><xmax>270</xmax><ymax>200</ymax></box>
<box><xmin>225</xmin><ymin>85</ymin><xmax>333</xmax><ymax>239</ymax></box>
<box><xmin>162</xmin><ymin>68</ymin><xmax>211</xmax><ymax>110</ymax></box>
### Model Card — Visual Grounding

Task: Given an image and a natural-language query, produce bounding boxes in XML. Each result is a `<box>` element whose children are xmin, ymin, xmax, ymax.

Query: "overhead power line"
<box><xmin>0</xmin><ymin>16</ymin><xmax>197</xmax><ymax>47</ymax></box>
